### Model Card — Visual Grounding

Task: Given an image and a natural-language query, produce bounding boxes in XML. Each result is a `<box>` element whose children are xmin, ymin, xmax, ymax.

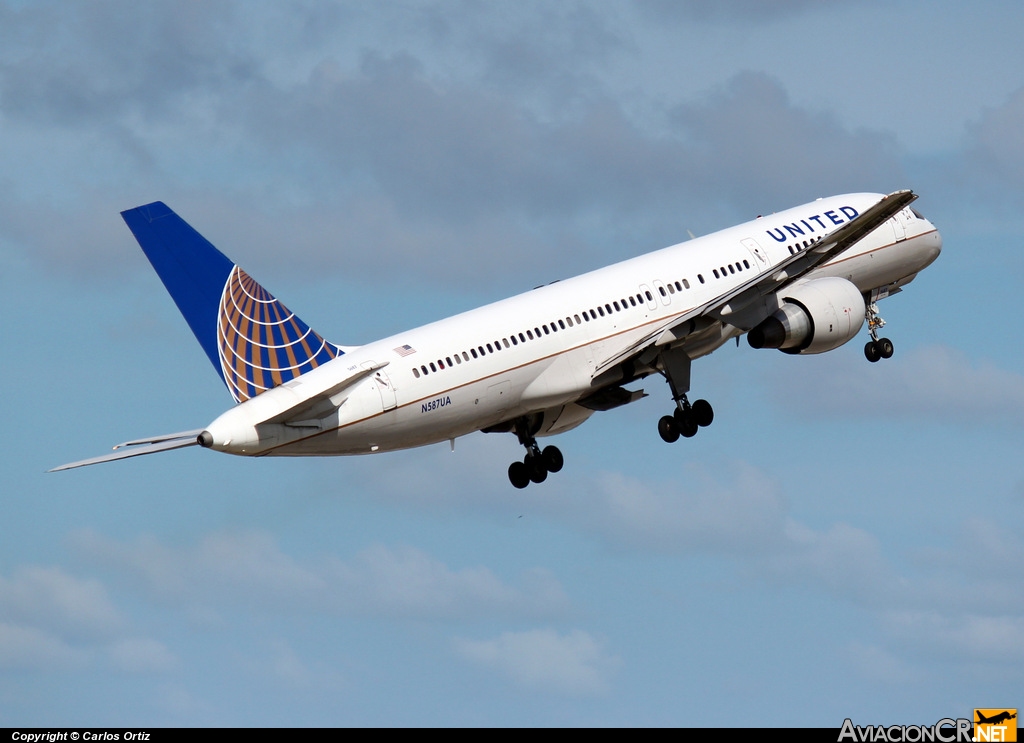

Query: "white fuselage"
<box><xmin>203</xmin><ymin>193</ymin><xmax>941</xmax><ymax>458</ymax></box>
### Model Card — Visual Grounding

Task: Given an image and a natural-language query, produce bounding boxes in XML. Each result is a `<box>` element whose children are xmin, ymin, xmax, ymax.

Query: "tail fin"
<box><xmin>121</xmin><ymin>202</ymin><xmax>344</xmax><ymax>403</ymax></box>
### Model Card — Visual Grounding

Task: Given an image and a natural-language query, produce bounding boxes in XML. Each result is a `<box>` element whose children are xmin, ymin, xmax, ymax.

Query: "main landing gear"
<box><xmin>863</xmin><ymin>302</ymin><xmax>894</xmax><ymax>363</ymax></box>
<box><xmin>507</xmin><ymin>417</ymin><xmax>563</xmax><ymax>489</ymax></box>
<box><xmin>658</xmin><ymin>397</ymin><xmax>714</xmax><ymax>443</ymax></box>
<box><xmin>655</xmin><ymin>347</ymin><xmax>715</xmax><ymax>444</ymax></box>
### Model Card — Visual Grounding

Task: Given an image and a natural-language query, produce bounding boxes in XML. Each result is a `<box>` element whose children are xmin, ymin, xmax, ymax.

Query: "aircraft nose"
<box><xmin>925</xmin><ymin>225</ymin><xmax>942</xmax><ymax>264</ymax></box>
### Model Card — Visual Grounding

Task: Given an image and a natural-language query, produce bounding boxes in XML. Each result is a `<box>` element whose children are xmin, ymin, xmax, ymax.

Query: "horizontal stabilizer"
<box><xmin>265</xmin><ymin>361</ymin><xmax>389</xmax><ymax>425</ymax></box>
<box><xmin>113</xmin><ymin>429</ymin><xmax>207</xmax><ymax>450</ymax></box>
<box><xmin>49</xmin><ymin>431</ymin><xmax>203</xmax><ymax>472</ymax></box>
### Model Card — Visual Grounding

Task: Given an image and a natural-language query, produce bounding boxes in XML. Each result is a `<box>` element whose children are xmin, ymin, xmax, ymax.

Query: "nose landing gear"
<box><xmin>864</xmin><ymin>302</ymin><xmax>894</xmax><ymax>363</ymax></box>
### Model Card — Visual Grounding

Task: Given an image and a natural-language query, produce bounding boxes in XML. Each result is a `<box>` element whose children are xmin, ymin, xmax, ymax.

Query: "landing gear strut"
<box><xmin>507</xmin><ymin>417</ymin><xmax>563</xmax><ymax>489</ymax></box>
<box><xmin>863</xmin><ymin>302</ymin><xmax>894</xmax><ymax>363</ymax></box>
<box><xmin>656</xmin><ymin>347</ymin><xmax>714</xmax><ymax>444</ymax></box>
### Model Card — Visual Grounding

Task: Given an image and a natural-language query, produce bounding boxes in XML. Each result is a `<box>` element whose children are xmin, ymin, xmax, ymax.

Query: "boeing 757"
<box><xmin>52</xmin><ymin>190</ymin><xmax>941</xmax><ymax>488</ymax></box>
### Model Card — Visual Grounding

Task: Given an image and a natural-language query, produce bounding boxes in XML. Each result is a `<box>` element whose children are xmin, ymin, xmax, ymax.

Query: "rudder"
<box><xmin>122</xmin><ymin>202</ymin><xmax>344</xmax><ymax>403</ymax></box>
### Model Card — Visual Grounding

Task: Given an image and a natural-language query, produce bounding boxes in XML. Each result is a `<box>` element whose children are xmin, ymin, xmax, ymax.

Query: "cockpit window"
<box><xmin>911</xmin><ymin>208</ymin><xmax>925</xmax><ymax>220</ymax></box>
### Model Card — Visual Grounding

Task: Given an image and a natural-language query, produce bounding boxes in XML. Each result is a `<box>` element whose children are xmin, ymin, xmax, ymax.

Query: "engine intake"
<box><xmin>747</xmin><ymin>277</ymin><xmax>865</xmax><ymax>355</ymax></box>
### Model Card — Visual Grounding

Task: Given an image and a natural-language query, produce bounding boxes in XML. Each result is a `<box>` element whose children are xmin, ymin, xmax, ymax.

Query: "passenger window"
<box><xmin>659</xmin><ymin>286</ymin><xmax>666</xmax><ymax>296</ymax></box>
<box><xmin>683</xmin><ymin>278</ymin><xmax>690</xmax><ymax>289</ymax></box>
<box><xmin>698</xmin><ymin>274</ymin><xmax>705</xmax><ymax>284</ymax></box>
<box><xmin>713</xmin><ymin>269</ymin><xmax>720</xmax><ymax>278</ymax></box>
<box><xmin>486</xmin><ymin>343</ymin><xmax>493</xmax><ymax>353</ymax></box>
<box><xmin>502</xmin><ymin>339</ymin><xmax>509</xmax><ymax>348</ymax></box>
<box><xmin>430</xmin><ymin>362</ymin><xmax>437</xmax><ymax>372</ymax></box>
<box><xmin>413</xmin><ymin>368</ymin><xmax>420</xmax><ymax>378</ymax></box>
<box><xmin>645</xmin><ymin>290</ymin><xmax>653</xmax><ymax>301</ymax></box>
<box><xmin>574</xmin><ymin>314</ymin><xmax>582</xmax><ymax>324</ymax></box>
<box><xmin>559</xmin><ymin>319</ymin><xmax>566</xmax><ymax>329</ymax></box>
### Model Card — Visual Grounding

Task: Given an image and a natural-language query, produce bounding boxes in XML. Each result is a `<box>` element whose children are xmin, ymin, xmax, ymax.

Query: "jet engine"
<box><xmin>747</xmin><ymin>277</ymin><xmax>865</xmax><ymax>355</ymax></box>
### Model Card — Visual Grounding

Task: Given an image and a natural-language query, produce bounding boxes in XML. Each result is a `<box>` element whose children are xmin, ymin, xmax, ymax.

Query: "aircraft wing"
<box><xmin>48</xmin><ymin>429</ymin><xmax>205</xmax><ymax>472</ymax></box>
<box><xmin>593</xmin><ymin>190</ymin><xmax>917</xmax><ymax>377</ymax></box>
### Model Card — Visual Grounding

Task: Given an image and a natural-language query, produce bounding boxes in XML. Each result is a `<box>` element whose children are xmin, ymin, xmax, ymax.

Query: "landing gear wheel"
<box><xmin>878</xmin><ymin>338</ymin><xmax>894</xmax><ymax>359</ymax></box>
<box><xmin>674</xmin><ymin>407</ymin><xmax>698</xmax><ymax>438</ymax></box>
<box><xmin>864</xmin><ymin>340</ymin><xmax>881</xmax><ymax>363</ymax></box>
<box><xmin>542</xmin><ymin>445</ymin><xmax>563</xmax><ymax>474</ymax></box>
<box><xmin>508</xmin><ymin>416</ymin><xmax>563</xmax><ymax>488</ymax></box>
<box><xmin>691</xmin><ymin>399</ymin><xmax>714</xmax><ymax>428</ymax></box>
<box><xmin>658</xmin><ymin>415</ymin><xmax>680</xmax><ymax>443</ymax></box>
<box><xmin>525</xmin><ymin>453</ymin><xmax>548</xmax><ymax>484</ymax></box>
<box><xmin>508</xmin><ymin>461</ymin><xmax>529</xmax><ymax>489</ymax></box>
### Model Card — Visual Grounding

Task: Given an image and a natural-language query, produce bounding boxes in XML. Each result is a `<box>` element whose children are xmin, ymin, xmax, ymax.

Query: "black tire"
<box><xmin>674</xmin><ymin>407</ymin><xmax>698</xmax><ymax>438</ymax></box>
<box><xmin>879</xmin><ymin>338</ymin><xmax>894</xmax><ymax>359</ymax></box>
<box><xmin>508</xmin><ymin>461</ymin><xmax>530</xmax><ymax>489</ymax></box>
<box><xmin>864</xmin><ymin>340</ymin><xmax>881</xmax><ymax>363</ymax></box>
<box><xmin>542</xmin><ymin>445</ymin><xmax>564</xmax><ymax>474</ymax></box>
<box><xmin>692</xmin><ymin>399</ymin><xmax>714</xmax><ymax>427</ymax></box>
<box><xmin>658</xmin><ymin>415</ymin><xmax>680</xmax><ymax>443</ymax></box>
<box><xmin>525</xmin><ymin>453</ymin><xmax>548</xmax><ymax>484</ymax></box>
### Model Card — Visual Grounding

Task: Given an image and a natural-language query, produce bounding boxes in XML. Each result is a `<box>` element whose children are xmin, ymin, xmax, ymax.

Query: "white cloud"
<box><xmin>454</xmin><ymin>628</ymin><xmax>619</xmax><ymax>696</ymax></box>
<box><xmin>107</xmin><ymin>637</ymin><xmax>179</xmax><ymax>674</ymax></box>
<box><xmin>0</xmin><ymin>565</ymin><xmax>124</xmax><ymax>640</ymax></box>
<box><xmin>543</xmin><ymin>463</ymin><xmax>789</xmax><ymax>555</ymax></box>
<box><xmin>884</xmin><ymin>612</ymin><xmax>1024</xmax><ymax>664</ymax></box>
<box><xmin>0</xmin><ymin>622</ymin><xmax>86</xmax><ymax>670</ymax></box>
<box><xmin>71</xmin><ymin>529</ymin><xmax>570</xmax><ymax>620</ymax></box>
<box><xmin>843</xmin><ymin>641</ymin><xmax>923</xmax><ymax>685</ymax></box>
<box><xmin>766</xmin><ymin>344</ymin><xmax>1024</xmax><ymax>425</ymax></box>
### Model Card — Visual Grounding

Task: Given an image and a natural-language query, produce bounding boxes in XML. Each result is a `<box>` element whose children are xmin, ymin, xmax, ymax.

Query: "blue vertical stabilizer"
<box><xmin>122</xmin><ymin>202</ymin><xmax>343</xmax><ymax>402</ymax></box>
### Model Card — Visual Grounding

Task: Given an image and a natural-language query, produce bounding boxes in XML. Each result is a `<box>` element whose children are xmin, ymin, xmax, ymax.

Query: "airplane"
<box><xmin>51</xmin><ymin>190</ymin><xmax>941</xmax><ymax>488</ymax></box>
<box><xmin>976</xmin><ymin>711</ymin><xmax>1017</xmax><ymax>726</ymax></box>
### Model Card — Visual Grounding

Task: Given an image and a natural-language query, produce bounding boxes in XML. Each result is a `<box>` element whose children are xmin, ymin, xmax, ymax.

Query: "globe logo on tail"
<box><xmin>217</xmin><ymin>266</ymin><xmax>341</xmax><ymax>402</ymax></box>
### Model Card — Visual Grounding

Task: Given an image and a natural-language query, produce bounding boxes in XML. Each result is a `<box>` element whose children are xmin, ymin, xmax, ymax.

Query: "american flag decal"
<box><xmin>394</xmin><ymin>344</ymin><xmax>416</xmax><ymax>357</ymax></box>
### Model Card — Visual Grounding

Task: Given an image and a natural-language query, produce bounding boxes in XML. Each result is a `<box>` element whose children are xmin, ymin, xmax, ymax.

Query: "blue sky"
<box><xmin>2</xmin><ymin>0</ymin><xmax>1023</xmax><ymax>726</ymax></box>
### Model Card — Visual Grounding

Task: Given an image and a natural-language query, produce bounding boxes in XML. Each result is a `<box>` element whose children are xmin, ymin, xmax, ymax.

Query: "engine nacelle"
<box><xmin>747</xmin><ymin>277</ymin><xmax>865</xmax><ymax>355</ymax></box>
